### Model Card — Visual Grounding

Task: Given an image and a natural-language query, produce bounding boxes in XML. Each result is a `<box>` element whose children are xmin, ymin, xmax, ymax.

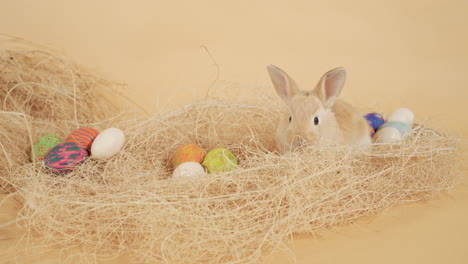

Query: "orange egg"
<box><xmin>65</xmin><ymin>127</ymin><xmax>99</xmax><ymax>150</ymax></box>
<box><xmin>172</xmin><ymin>144</ymin><xmax>206</xmax><ymax>168</ymax></box>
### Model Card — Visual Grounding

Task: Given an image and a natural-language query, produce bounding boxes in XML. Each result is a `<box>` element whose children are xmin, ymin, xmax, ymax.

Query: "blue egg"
<box><xmin>378</xmin><ymin>121</ymin><xmax>412</xmax><ymax>136</ymax></box>
<box><xmin>364</xmin><ymin>113</ymin><xmax>385</xmax><ymax>131</ymax></box>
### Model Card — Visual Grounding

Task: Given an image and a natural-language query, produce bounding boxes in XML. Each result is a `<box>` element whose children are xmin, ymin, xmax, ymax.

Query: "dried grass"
<box><xmin>0</xmin><ymin>36</ymin><xmax>122</xmax><ymax>190</ymax></box>
<box><xmin>0</xmin><ymin>39</ymin><xmax>463</xmax><ymax>264</ymax></box>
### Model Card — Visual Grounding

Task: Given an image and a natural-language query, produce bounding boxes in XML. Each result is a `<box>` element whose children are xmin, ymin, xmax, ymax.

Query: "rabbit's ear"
<box><xmin>315</xmin><ymin>67</ymin><xmax>346</xmax><ymax>108</ymax></box>
<box><xmin>267</xmin><ymin>64</ymin><xmax>299</xmax><ymax>102</ymax></box>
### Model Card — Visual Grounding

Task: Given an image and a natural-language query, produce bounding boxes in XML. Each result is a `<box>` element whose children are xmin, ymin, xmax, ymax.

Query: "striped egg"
<box><xmin>44</xmin><ymin>142</ymin><xmax>88</xmax><ymax>175</ymax></box>
<box><xmin>65</xmin><ymin>127</ymin><xmax>99</xmax><ymax>150</ymax></box>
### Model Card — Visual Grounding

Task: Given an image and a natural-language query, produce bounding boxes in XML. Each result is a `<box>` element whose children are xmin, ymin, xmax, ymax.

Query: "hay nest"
<box><xmin>5</xmin><ymin>100</ymin><xmax>462</xmax><ymax>264</ymax></box>
<box><xmin>0</xmin><ymin>36</ymin><xmax>122</xmax><ymax>191</ymax></box>
<box><xmin>0</xmin><ymin>38</ymin><xmax>462</xmax><ymax>264</ymax></box>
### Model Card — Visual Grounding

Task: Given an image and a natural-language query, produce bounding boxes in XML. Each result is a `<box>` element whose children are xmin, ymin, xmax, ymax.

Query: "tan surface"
<box><xmin>1</xmin><ymin>0</ymin><xmax>467</xmax><ymax>263</ymax></box>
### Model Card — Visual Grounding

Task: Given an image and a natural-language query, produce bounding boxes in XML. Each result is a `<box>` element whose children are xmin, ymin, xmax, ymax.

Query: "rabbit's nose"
<box><xmin>293</xmin><ymin>137</ymin><xmax>307</xmax><ymax>147</ymax></box>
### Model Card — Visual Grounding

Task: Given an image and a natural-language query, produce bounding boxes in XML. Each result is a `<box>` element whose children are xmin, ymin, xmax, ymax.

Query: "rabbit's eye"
<box><xmin>289</xmin><ymin>116</ymin><xmax>292</xmax><ymax>123</ymax></box>
<box><xmin>314</xmin><ymin>116</ymin><xmax>319</xmax><ymax>125</ymax></box>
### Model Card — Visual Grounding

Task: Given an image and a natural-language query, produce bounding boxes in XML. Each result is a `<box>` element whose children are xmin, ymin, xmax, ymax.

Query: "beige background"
<box><xmin>1</xmin><ymin>0</ymin><xmax>467</xmax><ymax>263</ymax></box>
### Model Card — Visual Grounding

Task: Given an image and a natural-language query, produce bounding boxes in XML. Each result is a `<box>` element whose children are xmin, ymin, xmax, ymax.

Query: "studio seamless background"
<box><xmin>1</xmin><ymin>0</ymin><xmax>467</xmax><ymax>263</ymax></box>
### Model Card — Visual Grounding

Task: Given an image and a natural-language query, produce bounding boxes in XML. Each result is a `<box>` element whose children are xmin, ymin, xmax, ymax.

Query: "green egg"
<box><xmin>31</xmin><ymin>134</ymin><xmax>62</xmax><ymax>161</ymax></box>
<box><xmin>202</xmin><ymin>148</ymin><xmax>238</xmax><ymax>173</ymax></box>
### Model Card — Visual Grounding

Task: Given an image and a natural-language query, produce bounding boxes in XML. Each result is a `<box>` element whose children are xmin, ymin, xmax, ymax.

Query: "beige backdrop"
<box><xmin>1</xmin><ymin>0</ymin><xmax>467</xmax><ymax>263</ymax></box>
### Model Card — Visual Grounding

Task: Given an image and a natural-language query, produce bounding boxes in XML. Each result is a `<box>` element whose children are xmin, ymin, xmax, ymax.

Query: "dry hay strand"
<box><xmin>0</xmin><ymin>36</ymin><xmax>119</xmax><ymax>121</ymax></box>
<box><xmin>0</xmin><ymin>37</ymin><xmax>125</xmax><ymax>191</ymax></box>
<box><xmin>4</xmin><ymin>99</ymin><xmax>462</xmax><ymax>264</ymax></box>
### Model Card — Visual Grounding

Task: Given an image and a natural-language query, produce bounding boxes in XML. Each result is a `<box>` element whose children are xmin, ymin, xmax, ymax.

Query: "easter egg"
<box><xmin>65</xmin><ymin>127</ymin><xmax>99</xmax><ymax>150</ymax></box>
<box><xmin>387</xmin><ymin>108</ymin><xmax>414</xmax><ymax>126</ymax></box>
<box><xmin>364</xmin><ymin>113</ymin><xmax>385</xmax><ymax>131</ymax></box>
<box><xmin>373</xmin><ymin>127</ymin><xmax>401</xmax><ymax>143</ymax></box>
<box><xmin>31</xmin><ymin>134</ymin><xmax>62</xmax><ymax>160</ymax></box>
<box><xmin>374</xmin><ymin>121</ymin><xmax>412</xmax><ymax>143</ymax></box>
<box><xmin>172</xmin><ymin>144</ymin><xmax>206</xmax><ymax>168</ymax></box>
<box><xmin>379</xmin><ymin>121</ymin><xmax>412</xmax><ymax>136</ymax></box>
<box><xmin>91</xmin><ymin>128</ymin><xmax>125</xmax><ymax>159</ymax></box>
<box><xmin>172</xmin><ymin>161</ymin><xmax>206</xmax><ymax>178</ymax></box>
<box><xmin>202</xmin><ymin>148</ymin><xmax>238</xmax><ymax>173</ymax></box>
<box><xmin>44</xmin><ymin>142</ymin><xmax>88</xmax><ymax>174</ymax></box>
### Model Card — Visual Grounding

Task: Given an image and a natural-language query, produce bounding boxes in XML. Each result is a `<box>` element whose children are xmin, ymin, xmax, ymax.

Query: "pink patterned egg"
<box><xmin>44</xmin><ymin>142</ymin><xmax>88</xmax><ymax>175</ymax></box>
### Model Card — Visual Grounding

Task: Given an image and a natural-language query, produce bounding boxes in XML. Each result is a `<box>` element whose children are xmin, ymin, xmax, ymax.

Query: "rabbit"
<box><xmin>266</xmin><ymin>64</ymin><xmax>371</xmax><ymax>153</ymax></box>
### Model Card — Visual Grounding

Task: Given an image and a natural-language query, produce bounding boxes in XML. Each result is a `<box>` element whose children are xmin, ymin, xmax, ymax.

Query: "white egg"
<box><xmin>387</xmin><ymin>108</ymin><xmax>414</xmax><ymax>126</ymax></box>
<box><xmin>91</xmin><ymin>128</ymin><xmax>125</xmax><ymax>159</ymax></box>
<box><xmin>373</xmin><ymin>127</ymin><xmax>402</xmax><ymax>143</ymax></box>
<box><xmin>172</xmin><ymin>162</ymin><xmax>206</xmax><ymax>178</ymax></box>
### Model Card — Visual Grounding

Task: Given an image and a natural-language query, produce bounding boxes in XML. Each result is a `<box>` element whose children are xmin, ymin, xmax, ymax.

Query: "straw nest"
<box><xmin>0</xmin><ymin>36</ymin><xmax>120</xmax><ymax>191</ymax></box>
<box><xmin>1</xmin><ymin>40</ymin><xmax>462</xmax><ymax>264</ymax></box>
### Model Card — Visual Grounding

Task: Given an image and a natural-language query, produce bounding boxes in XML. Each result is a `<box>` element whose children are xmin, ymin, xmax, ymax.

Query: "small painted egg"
<box><xmin>31</xmin><ymin>134</ymin><xmax>62</xmax><ymax>160</ymax></box>
<box><xmin>172</xmin><ymin>161</ymin><xmax>206</xmax><ymax>178</ymax></box>
<box><xmin>172</xmin><ymin>144</ymin><xmax>206</xmax><ymax>168</ymax></box>
<box><xmin>379</xmin><ymin>121</ymin><xmax>412</xmax><ymax>136</ymax></box>
<box><xmin>91</xmin><ymin>128</ymin><xmax>125</xmax><ymax>159</ymax></box>
<box><xmin>373</xmin><ymin>127</ymin><xmax>401</xmax><ymax>143</ymax></box>
<box><xmin>202</xmin><ymin>148</ymin><xmax>238</xmax><ymax>173</ymax></box>
<box><xmin>65</xmin><ymin>127</ymin><xmax>99</xmax><ymax>150</ymax></box>
<box><xmin>364</xmin><ymin>113</ymin><xmax>385</xmax><ymax>131</ymax></box>
<box><xmin>44</xmin><ymin>142</ymin><xmax>88</xmax><ymax>174</ymax></box>
<box><xmin>387</xmin><ymin>108</ymin><xmax>414</xmax><ymax>126</ymax></box>
<box><xmin>374</xmin><ymin>121</ymin><xmax>412</xmax><ymax>143</ymax></box>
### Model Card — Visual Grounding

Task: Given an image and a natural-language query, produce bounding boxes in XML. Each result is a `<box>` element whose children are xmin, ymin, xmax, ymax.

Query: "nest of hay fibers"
<box><xmin>0</xmin><ymin>37</ymin><xmax>123</xmax><ymax>191</ymax></box>
<box><xmin>0</xmin><ymin>38</ymin><xmax>462</xmax><ymax>264</ymax></box>
<box><xmin>3</xmin><ymin>100</ymin><xmax>462</xmax><ymax>264</ymax></box>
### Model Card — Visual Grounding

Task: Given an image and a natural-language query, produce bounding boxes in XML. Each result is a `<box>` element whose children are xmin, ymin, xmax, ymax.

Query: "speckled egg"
<box><xmin>44</xmin><ymin>142</ymin><xmax>88</xmax><ymax>174</ymax></box>
<box><xmin>172</xmin><ymin>144</ymin><xmax>206</xmax><ymax>168</ymax></box>
<box><xmin>31</xmin><ymin>134</ymin><xmax>62</xmax><ymax>161</ymax></box>
<box><xmin>202</xmin><ymin>148</ymin><xmax>238</xmax><ymax>173</ymax></box>
<box><xmin>364</xmin><ymin>113</ymin><xmax>385</xmax><ymax>131</ymax></box>
<box><xmin>65</xmin><ymin>127</ymin><xmax>99</xmax><ymax>150</ymax></box>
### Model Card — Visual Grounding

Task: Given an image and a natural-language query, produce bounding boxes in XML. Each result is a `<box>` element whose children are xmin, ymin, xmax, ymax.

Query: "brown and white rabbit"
<box><xmin>266</xmin><ymin>65</ymin><xmax>371</xmax><ymax>153</ymax></box>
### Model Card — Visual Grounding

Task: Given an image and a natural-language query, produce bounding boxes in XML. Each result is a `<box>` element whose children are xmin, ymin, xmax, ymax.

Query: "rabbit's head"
<box><xmin>267</xmin><ymin>65</ymin><xmax>346</xmax><ymax>152</ymax></box>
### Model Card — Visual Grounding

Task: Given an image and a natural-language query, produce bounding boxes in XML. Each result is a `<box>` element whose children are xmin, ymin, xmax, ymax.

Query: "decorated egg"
<box><xmin>172</xmin><ymin>161</ymin><xmax>206</xmax><ymax>178</ymax></box>
<box><xmin>364</xmin><ymin>113</ymin><xmax>385</xmax><ymax>131</ymax></box>
<box><xmin>379</xmin><ymin>121</ymin><xmax>412</xmax><ymax>136</ymax></box>
<box><xmin>44</xmin><ymin>142</ymin><xmax>88</xmax><ymax>174</ymax></box>
<box><xmin>202</xmin><ymin>148</ymin><xmax>238</xmax><ymax>173</ymax></box>
<box><xmin>373</xmin><ymin>127</ymin><xmax>401</xmax><ymax>143</ymax></box>
<box><xmin>387</xmin><ymin>108</ymin><xmax>414</xmax><ymax>126</ymax></box>
<box><xmin>172</xmin><ymin>144</ymin><xmax>206</xmax><ymax>168</ymax></box>
<box><xmin>65</xmin><ymin>127</ymin><xmax>99</xmax><ymax>150</ymax></box>
<box><xmin>91</xmin><ymin>128</ymin><xmax>125</xmax><ymax>159</ymax></box>
<box><xmin>374</xmin><ymin>121</ymin><xmax>412</xmax><ymax>143</ymax></box>
<box><xmin>31</xmin><ymin>134</ymin><xmax>62</xmax><ymax>160</ymax></box>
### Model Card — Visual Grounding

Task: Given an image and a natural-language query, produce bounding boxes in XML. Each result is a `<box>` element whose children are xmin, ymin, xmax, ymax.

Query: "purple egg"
<box><xmin>364</xmin><ymin>113</ymin><xmax>385</xmax><ymax>131</ymax></box>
